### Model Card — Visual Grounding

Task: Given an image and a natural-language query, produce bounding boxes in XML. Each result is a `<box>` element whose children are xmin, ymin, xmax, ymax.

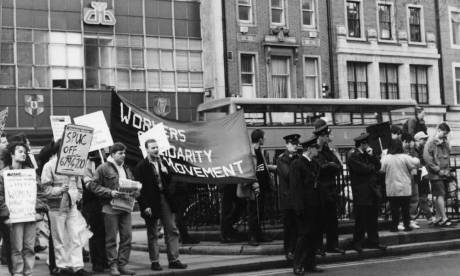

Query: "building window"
<box><xmin>347</xmin><ymin>62</ymin><xmax>368</xmax><ymax>99</ymax></box>
<box><xmin>271</xmin><ymin>0</ymin><xmax>285</xmax><ymax>26</ymax></box>
<box><xmin>302</xmin><ymin>0</ymin><xmax>315</xmax><ymax>28</ymax></box>
<box><xmin>49</xmin><ymin>32</ymin><xmax>83</xmax><ymax>89</ymax></box>
<box><xmin>455</xmin><ymin>66</ymin><xmax>460</xmax><ymax>104</ymax></box>
<box><xmin>409</xmin><ymin>7</ymin><xmax>422</xmax><ymax>42</ymax></box>
<box><xmin>346</xmin><ymin>1</ymin><xmax>361</xmax><ymax>38</ymax></box>
<box><xmin>451</xmin><ymin>10</ymin><xmax>460</xmax><ymax>46</ymax></box>
<box><xmin>303</xmin><ymin>57</ymin><xmax>319</xmax><ymax>98</ymax></box>
<box><xmin>84</xmin><ymin>37</ymin><xmax>115</xmax><ymax>89</ymax></box>
<box><xmin>238</xmin><ymin>0</ymin><xmax>253</xmax><ymax>23</ymax></box>
<box><xmin>240</xmin><ymin>53</ymin><xmax>256</xmax><ymax>98</ymax></box>
<box><xmin>270</xmin><ymin>56</ymin><xmax>290</xmax><ymax>98</ymax></box>
<box><xmin>378</xmin><ymin>3</ymin><xmax>392</xmax><ymax>40</ymax></box>
<box><xmin>379</xmin><ymin>64</ymin><xmax>399</xmax><ymax>99</ymax></box>
<box><xmin>410</xmin><ymin>65</ymin><xmax>428</xmax><ymax>104</ymax></box>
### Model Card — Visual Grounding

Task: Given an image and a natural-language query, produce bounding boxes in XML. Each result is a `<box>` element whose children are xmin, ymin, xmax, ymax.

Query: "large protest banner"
<box><xmin>55</xmin><ymin>124</ymin><xmax>94</xmax><ymax>176</ymax></box>
<box><xmin>3</xmin><ymin>169</ymin><xmax>37</xmax><ymax>223</ymax></box>
<box><xmin>111</xmin><ymin>91</ymin><xmax>256</xmax><ymax>185</ymax></box>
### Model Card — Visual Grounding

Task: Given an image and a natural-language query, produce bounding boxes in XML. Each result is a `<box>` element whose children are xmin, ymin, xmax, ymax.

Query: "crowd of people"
<box><xmin>0</xmin><ymin>137</ymin><xmax>193</xmax><ymax>276</ymax></box>
<box><xmin>0</xmin><ymin>105</ymin><xmax>455</xmax><ymax>276</ymax></box>
<box><xmin>222</xmin><ymin>107</ymin><xmax>454</xmax><ymax>275</ymax></box>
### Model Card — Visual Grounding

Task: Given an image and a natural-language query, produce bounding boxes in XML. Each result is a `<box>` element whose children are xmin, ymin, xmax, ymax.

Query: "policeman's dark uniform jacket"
<box><xmin>289</xmin><ymin>136</ymin><xmax>321</xmax><ymax>273</ymax></box>
<box><xmin>313</xmin><ymin>120</ymin><xmax>343</xmax><ymax>252</ymax></box>
<box><xmin>347</xmin><ymin>133</ymin><xmax>383</xmax><ymax>251</ymax></box>
<box><xmin>276</xmin><ymin>134</ymin><xmax>300</xmax><ymax>258</ymax></box>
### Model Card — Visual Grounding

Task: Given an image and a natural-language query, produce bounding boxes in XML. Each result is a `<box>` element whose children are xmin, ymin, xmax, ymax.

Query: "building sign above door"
<box><xmin>83</xmin><ymin>2</ymin><xmax>116</xmax><ymax>26</ymax></box>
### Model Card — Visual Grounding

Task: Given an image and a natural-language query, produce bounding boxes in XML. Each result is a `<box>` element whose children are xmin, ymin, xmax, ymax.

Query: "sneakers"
<box><xmin>75</xmin><ymin>269</ymin><xmax>92</xmax><ymax>276</ymax></box>
<box><xmin>397</xmin><ymin>223</ymin><xmax>405</xmax><ymax>231</ymax></box>
<box><xmin>410</xmin><ymin>220</ymin><xmax>420</xmax><ymax>229</ymax></box>
<box><xmin>109</xmin><ymin>266</ymin><xmax>121</xmax><ymax>276</ymax></box>
<box><xmin>169</xmin><ymin>260</ymin><xmax>188</xmax><ymax>269</ymax></box>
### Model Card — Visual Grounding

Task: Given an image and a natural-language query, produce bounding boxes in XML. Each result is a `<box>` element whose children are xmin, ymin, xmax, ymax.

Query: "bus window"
<box><xmin>244</xmin><ymin>112</ymin><xmax>266</xmax><ymax>126</ymax></box>
<box><xmin>390</xmin><ymin>107</ymin><xmax>414</xmax><ymax>125</ymax></box>
<box><xmin>351</xmin><ymin>113</ymin><xmax>363</xmax><ymax>125</ymax></box>
<box><xmin>363</xmin><ymin>112</ymin><xmax>379</xmax><ymax>124</ymax></box>
<box><xmin>270</xmin><ymin>112</ymin><xmax>295</xmax><ymax>125</ymax></box>
<box><xmin>334</xmin><ymin>113</ymin><xmax>352</xmax><ymax>125</ymax></box>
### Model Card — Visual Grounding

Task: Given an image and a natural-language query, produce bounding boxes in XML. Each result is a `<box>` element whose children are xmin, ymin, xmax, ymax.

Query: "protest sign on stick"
<box><xmin>55</xmin><ymin>124</ymin><xmax>94</xmax><ymax>176</ymax></box>
<box><xmin>138</xmin><ymin>122</ymin><xmax>171</xmax><ymax>157</ymax></box>
<box><xmin>50</xmin><ymin>115</ymin><xmax>72</xmax><ymax>142</ymax></box>
<box><xmin>0</xmin><ymin>107</ymin><xmax>8</xmax><ymax>136</ymax></box>
<box><xmin>3</xmin><ymin>169</ymin><xmax>37</xmax><ymax>223</ymax></box>
<box><xmin>74</xmin><ymin>111</ymin><xmax>113</xmax><ymax>151</ymax></box>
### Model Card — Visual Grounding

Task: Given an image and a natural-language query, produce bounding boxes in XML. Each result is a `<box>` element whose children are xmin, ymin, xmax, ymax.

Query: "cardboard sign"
<box><xmin>50</xmin><ymin>115</ymin><xmax>72</xmax><ymax>142</ymax></box>
<box><xmin>74</xmin><ymin>111</ymin><xmax>113</xmax><ymax>151</ymax></box>
<box><xmin>3</xmin><ymin>169</ymin><xmax>37</xmax><ymax>223</ymax></box>
<box><xmin>0</xmin><ymin>107</ymin><xmax>8</xmax><ymax>135</ymax></box>
<box><xmin>55</xmin><ymin>124</ymin><xmax>94</xmax><ymax>176</ymax></box>
<box><xmin>138</xmin><ymin>123</ymin><xmax>171</xmax><ymax>157</ymax></box>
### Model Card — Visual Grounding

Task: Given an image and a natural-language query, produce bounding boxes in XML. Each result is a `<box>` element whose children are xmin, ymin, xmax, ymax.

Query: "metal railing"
<box><xmin>183</xmin><ymin>152</ymin><xmax>460</xmax><ymax>229</ymax></box>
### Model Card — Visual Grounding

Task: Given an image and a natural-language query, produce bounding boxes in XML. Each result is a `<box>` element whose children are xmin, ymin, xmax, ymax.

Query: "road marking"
<box><xmin>225</xmin><ymin>250</ymin><xmax>460</xmax><ymax>276</ymax></box>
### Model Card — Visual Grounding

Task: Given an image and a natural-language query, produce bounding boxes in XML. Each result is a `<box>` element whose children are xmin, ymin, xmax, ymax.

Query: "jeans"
<box><xmin>410</xmin><ymin>179</ymin><xmax>420</xmax><ymax>219</ymax></box>
<box><xmin>104</xmin><ymin>212</ymin><xmax>132</xmax><ymax>267</ymax></box>
<box><xmin>49</xmin><ymin>206</ymin><xmax>84</xmax><ymax>271</ymax></box>
<box><xmin>10</xmin><ymin>221</ymin><xmax>36</xmax><ymax>276</ymax></box>
<box><xmin>145</xmin><ymin>194</ymin><xmax>180</xmax><ymax>263</ymax></box>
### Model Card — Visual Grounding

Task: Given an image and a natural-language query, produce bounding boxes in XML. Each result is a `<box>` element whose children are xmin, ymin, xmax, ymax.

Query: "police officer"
<box><xmin>290</xmin><ymin>136</ymin><xmax>323</xmax><ymax>275</ymax></box>
<box><xmin>276</xmin><ymin>134</ymin><xmax>300</xmax><ymax>261</ymax></box>
<box><xmin>313</xmin><ymin>119</ymin><xmax>345</xmax><ymax>255</ymax></box>
<box><xmin>347</xmin><ymin>133</ymin><xmax>387</xmax><ymax>253</ymax></box>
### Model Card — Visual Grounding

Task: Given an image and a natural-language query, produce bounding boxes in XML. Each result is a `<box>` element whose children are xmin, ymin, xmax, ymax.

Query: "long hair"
<box><xmin>388</xmin><ymin>139</ymin><xmax>404</xmax><ymax>155</ymax></box>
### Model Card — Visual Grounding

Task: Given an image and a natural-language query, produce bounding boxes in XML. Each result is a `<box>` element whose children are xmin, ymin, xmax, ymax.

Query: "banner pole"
<box><xmin>99</xmin><ymin>149</ymin><xmax>105</xmax><ymax>163</ymax></box>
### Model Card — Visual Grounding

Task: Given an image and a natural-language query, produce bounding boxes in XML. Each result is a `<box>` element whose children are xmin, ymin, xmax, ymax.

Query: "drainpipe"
<box><xmin>434</xmin><ymin>0</ymin><xmax>445</xmax><ymax>105</ymax></box>
<box><xmin>326</xmin><ymin>0</ymin><xmax>335</xmax><ymax>98</ymax></box>
<box><xmin>221</xmin><ymin>0</ymin><xmax>229</xmax><ymax>97</ymax></box>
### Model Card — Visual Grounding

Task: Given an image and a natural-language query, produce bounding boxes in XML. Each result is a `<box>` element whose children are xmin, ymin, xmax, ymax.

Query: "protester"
<box><xmin>170</xmin><ymin>182</ymin><xmax>199</xmax><ymax>245</ymax></box>
<box><xmin>289</xmin><ymin>136</ymin><xmax>323</xmax><ymax>275</ymax></box>
<box><xmin>219</xmin><ymin>183</ymin><xmax>246</xmax><ymax>243</ymax></box>
<box><xmin>0</xmin><ymin>141</ymin><xmax>42</xmax><ymax>276</ymax></box>
<box><xmin>403</xmin><ymin>106</ymin><xmax>427</xmax><ymax>136</ymax></box>
<box><xmin>413</xmin><ymin>132</ymin><xmax>434</xmax><ymax>223</ymax></box>
<box><xmin>381</xmin><ymin>140</ymin><xmax>420</xmax><ymax>232</ymax></box>
<box><xmin>276</xmin><ymin>134</ymin><xmax>300</xmax><ymax>261</ymax></box>
<box><xmin>82</xmin><ymin>151</ymin><xmax>107</xmax><ymax>272</ymax></box>
<box><xmin>90</xmin><ymin>142</ymin><xmax>137</xmax><ymax>276</ymax></box>
<box><xmin>0</xmin><ymin>144</ymin><xmax>8</xmax><ymax>266</ymax></box>
<box><xmin>313</xmin><ymin>119</ymin><xmax>344</xmax><ymax>255</ymax></box>
<box><xmin>348</xmin><ymin>133</ymin><xmax>386</xmax><ymax>253</ymax></box>
<box><xmin>134</xmin><ymin>139</ymin><xmax>187</xmax><ymax>271</ymax></box>
<box><xmin>41</xmin><ymin>140</ymin><xmax>90</xmax><ymax>276</ymax></box>
<box><xmin>390</xmin><ymin>125</ymin><xmax>403</xmax><ymax>141</ymax></box>
<box><xmin>423</xmin><ymin>122</ymin><xmax>452</xmax><ymax>226</ymax></box>
<box><xmin>247</xmin><ymin>129</ymin><xmax>275</xmax><ymax>246</ymax></box>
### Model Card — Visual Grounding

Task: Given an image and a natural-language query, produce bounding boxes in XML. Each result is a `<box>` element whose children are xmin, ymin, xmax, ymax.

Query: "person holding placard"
<box><xmin>40</xmin><ymin>140</ymin><xmax>90</xmax><ymax>276</ymax></box>
<box><xmin>0</xmin><ymin>141</ymin><xmax>40</xmax><ymax>276</ymax></box>
<box><xmin>89</xmin><ymin>143</ymin><xmax>137</xmax><ymax>276</ymax></box>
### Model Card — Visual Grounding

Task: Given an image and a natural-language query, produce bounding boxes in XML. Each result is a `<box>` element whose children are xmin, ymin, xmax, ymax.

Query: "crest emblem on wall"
<box><xmin>152</xmin><ymin>97</ymin><xmax>171</xmax><ymax>117</ymax></box>
<box><xmin>24</xmin><ymin>94</ymin><xmax>44</xmax><ymax>116</ymax></box>
<box><xmin>83</xmin><ymin>2</ymin><xmax>116</xmax><ymax>26</ymax></box>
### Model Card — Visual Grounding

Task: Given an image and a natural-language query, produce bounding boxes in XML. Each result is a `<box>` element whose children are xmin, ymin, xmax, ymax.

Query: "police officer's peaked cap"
<box><xmin>313</xmin><ymin>118</ymin><xmax>331</xmax><ymax>135</ymax></box>
<box><xmin>283</xmin><ymin>134</ymin><xmax>301</xmax><ymax>144</ymax></box>
<box><xmin>353</xmin><ymin>132</ymin><xmax>370</xmax><ymax>143</ymax></box>
<box><xmin>301</xmin><ymin>136</ymin><xmax>320</xmax><ymax>149</ymax></box>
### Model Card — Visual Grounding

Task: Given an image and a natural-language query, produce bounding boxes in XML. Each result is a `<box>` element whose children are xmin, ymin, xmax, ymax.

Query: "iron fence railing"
<box><xmin>183</xmin><ymin>152</ymin><xmax>460</xmax><ymax>229</ymax></box>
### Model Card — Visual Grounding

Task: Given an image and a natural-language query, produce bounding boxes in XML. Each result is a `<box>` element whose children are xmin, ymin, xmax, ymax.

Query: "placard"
<box><xmin>3</xmin><ymin>169</ymin><xmax>37</xmax><ymax>223</ymax></box>
<box><xmin>50</xmin><ymin>115</ymin><xmax>72</xmax><ymax>142</ymax></box>
<box><xmin>74</xmin><ymin>111</ymin><xmax>113</xmax><ymax>151</ymax></box>
<box><xmin>0</xmin><ymin>107</ymin><xmax>8</xmax><ymax>135</ymax></box>
<box><xmin>55</xmin><ymin>124</ymin><xmax>94</xmax><ymax>176</ymax></box>
<box><xmin>138</xmin><ymin>122</ymin><xmax>171</xmax><ymax>157</ymax></box>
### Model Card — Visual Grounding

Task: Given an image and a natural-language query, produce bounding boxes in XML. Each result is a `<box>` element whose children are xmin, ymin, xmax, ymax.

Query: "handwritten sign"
<box><xmin>3</xmin><ymin>169</ymin><xmax>37</xmax><ymax>223</ymax></box>
<box><xmin>56</xmin><ymin>124</ymin><xmax>94</xmax><ymax>176</ymax></box>
<box><xmin>50</xmin><ymin>115</ymin><xmax>72</xmax><ymax>142</ymax></box>
<box><xmin>138</xmin><ymin>123</ymin><xmax>171</xmax><ymax>157</ymax></box>
<box><xmin>0</xmin><ymin>107</ymin><xmax>8</xmax><ymax>135</ymax></box>
<box><xmin>74</xmin><ymin>111</ymin><xmax>113</xmax><ymax>151</ymax></box>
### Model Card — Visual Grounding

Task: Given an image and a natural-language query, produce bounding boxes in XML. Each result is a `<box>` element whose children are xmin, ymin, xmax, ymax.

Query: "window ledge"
<box><xmin>377</xmin><ymin>39</ymin><xmax>398</xmax><ymax>45</ymax></box>
<box><xmin>302</xmin><ymin>27</ymin><xmax>317</xmax><ymax>31</ymax></box>
<box><xmin>238</xmin><ymin>22</ymin><xmax>256</xmax><ymax>27</ymax></box>
<box><xmin>346</xmin><ymin>37</ymin><xmax>367</xmax><ymax>42</ymax></box>
<box><xmin>450</xmin><ymin>44</ymin><xmax>460</xmax><ymax>50</ymax></box>
<box><xmin>408</xmin><ymin>41</ymin><xmax>427</xmax><ymax>46</ymax></box>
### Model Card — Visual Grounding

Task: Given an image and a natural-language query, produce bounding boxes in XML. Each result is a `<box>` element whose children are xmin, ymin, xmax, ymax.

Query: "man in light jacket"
<box><xmin>423</xmin><ymin>122</ymin><xmax>452</xmax><ymax>226</ymax></box>
<box><xmin>89</xmin><ymin>143</ymin><xmax>136</xmax><ymax>276</ymax></box>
